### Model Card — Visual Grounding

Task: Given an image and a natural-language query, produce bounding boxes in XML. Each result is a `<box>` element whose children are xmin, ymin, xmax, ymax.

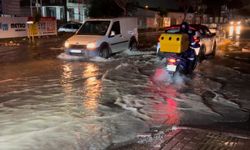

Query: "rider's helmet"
<box><xmin>180</xmin><ymin>22</ymin><xmax>189</xmax><ymax>34</ymax></box>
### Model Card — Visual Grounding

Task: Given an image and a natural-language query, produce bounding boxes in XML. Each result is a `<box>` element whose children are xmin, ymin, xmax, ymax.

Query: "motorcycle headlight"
<box><xmin>87</xmin><ymin>43</ymin><xmax>96</xmax><ymax>50</ymax></box>
<box><xmin>64</xmin><ymin>41</ymin><xmax>70</xmax><ymax>48</ymax></box>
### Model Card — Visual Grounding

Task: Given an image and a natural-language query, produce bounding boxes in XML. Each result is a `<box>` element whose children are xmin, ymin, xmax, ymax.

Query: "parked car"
<box><xmin>58</xmin><ymin>23</ymin><xmax>82</xmax><ymax>33</ymax></box>
<box><xmin>157</xmin><ymin>24</ymin><xmax>217</xmax><ymax>59</ymax></box>
<box><xmin>64</xmin><ymin>17</ymin><xmax>138</xmax><ymax>58</ymax></box>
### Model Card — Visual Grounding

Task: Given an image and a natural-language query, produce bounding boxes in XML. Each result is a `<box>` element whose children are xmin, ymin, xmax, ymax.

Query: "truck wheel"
<box><xmin>130</xmin><ymin>40</ymin><xmax>137</xmax><ymax>51</ymax></box>
<box><xmin>211</xmin><ymin>42</ymin><xmax>216</xmax><ymax>57</ymax></box>
<box><xmin>99</xmin><ymin>47</ymin><xmax>110</xmax><ymax>59</ymax></box>
<box><xmin>198</xmin><ymin>46</ymin><xmax>206</xmax><ymax>62</ymax></box>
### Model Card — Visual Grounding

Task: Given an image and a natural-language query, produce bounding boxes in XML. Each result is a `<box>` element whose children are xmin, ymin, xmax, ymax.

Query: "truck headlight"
<box><xmin>87</xmin><ymin>43</ymin><xmax>96</xmax><ymax>49</ymax></box>
<box><xmin>237</xmin><ymin>21</ymin><xmax>241</xmax><ymax>25</ymax></box>
<box><xmin>230</xmin><ymin>21</ymin><xmax>234</xmax><ymax>25</ymax></box>
<box><xmin>64</xmin><ymin>41</ymin><xmax>70</xmax><ymax>48</ymax></box>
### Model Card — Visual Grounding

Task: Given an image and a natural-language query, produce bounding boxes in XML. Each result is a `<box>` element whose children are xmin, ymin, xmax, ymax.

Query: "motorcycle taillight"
<box><xmin>168</xmin><ymin>58</ymin><xmax>177</xmax><ymax>64</ymax></box>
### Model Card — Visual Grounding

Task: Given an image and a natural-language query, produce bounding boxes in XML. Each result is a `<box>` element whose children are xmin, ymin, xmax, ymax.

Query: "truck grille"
<box><xmin>69</xmin><ymin>44</ymin><xmax>86</xmax><ymax>49</ymax></box>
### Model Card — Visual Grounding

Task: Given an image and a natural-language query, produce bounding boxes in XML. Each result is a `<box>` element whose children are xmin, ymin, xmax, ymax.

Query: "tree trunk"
<box><xmin>114</xmin><ymin>0</ymin><xmax>127</xmax><ymax>16</ymax></box>
<box><xmin>183</xmin><ymin>7</ymin><xmax>189</xmax><ymax>22</ymax></box>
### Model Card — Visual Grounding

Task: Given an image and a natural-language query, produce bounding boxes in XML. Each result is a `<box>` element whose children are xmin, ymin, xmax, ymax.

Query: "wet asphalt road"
<box><xmin>0</xmin><ymin>28</ymin><xmax>250</xmax><ymax>149</ymax></box>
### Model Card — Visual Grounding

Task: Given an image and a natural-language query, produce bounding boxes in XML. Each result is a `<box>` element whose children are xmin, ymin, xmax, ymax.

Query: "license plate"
<box><xmin>166</xmin><ymin>65</ymin><xmax>177</xmax><ymax>72</ymax></box>
<box><xmin>70</xmin><ymin>49</ymin><xmax>82</xmax><ymax>54</ymax></box>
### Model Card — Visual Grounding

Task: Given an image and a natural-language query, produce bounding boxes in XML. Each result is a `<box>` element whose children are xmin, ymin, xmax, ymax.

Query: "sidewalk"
<box><xmin>111</xmin><ymin>126</ymin><xmax>250</xmax><ymax>150</ymax></box>
<box><xmin>0</xmin><ymin>33</ymin><xmax>72</xmax><ymax>48</ymax></box>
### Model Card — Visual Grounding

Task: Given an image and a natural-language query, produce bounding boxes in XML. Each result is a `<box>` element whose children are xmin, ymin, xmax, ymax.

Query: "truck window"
<box><xmin>111</xmin><ymin>21</ymin><xmax>121</xmax><ymax>35</ymax></box>
<box><xmin>77</xmin><ymin>21</ymin><xmax>110</xmax><ymax>35</ymax></box>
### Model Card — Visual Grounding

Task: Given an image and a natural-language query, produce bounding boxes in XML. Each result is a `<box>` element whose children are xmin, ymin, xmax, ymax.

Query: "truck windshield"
<box><xmin>77</xmin><ymin>21</ymin><xmax>110</xmax><ymax>35</ymax></box>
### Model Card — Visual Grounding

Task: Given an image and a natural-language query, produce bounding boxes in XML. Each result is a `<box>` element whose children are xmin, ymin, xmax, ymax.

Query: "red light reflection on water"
<box><xmin>150</xmin><ymin>68</ymin><xmax>181</xmax><ymax>126</ymax></box>
<box><xmin>164</xmin><ymin>97</ymin><xmax>180</xmax><ymax>125</ymax></box>
<box><xmin>153</xmin><ymin>68</ymin><xmax>168</xmax><ymax>81</ymax></box>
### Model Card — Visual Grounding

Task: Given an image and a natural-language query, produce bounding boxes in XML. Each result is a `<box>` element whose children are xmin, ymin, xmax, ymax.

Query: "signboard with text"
<box><xmin>0</xmin><ymin>17</ymin><xmax>57</xmax><ymax>39</ymax></box>
<box><xmin>0</xmin><ymin>17</ymin><xmax>27</xmax><ymax>38</ymax></box>
<box><xmin>28</xmin><ymin>17</ymin><xmax>57</xmax><ymax>36</ymax></box>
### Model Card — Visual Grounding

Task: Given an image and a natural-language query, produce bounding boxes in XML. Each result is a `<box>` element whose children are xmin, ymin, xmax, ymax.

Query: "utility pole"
<box><xmin>63</xmin><ymin>0</ymin><xmax>67</xmax><ymax>22</ymax></box>
<box><xmin>35</xmin><ymin>0</ymin><xmax>39</xmax><ymax>13</ymax></box>
<box><xmin>78</xmin><ymin>0</ymin><xmax>81</xmax><ymax>21</ymax></box>
<box><xmin>30</xmin><ymin>0</ymin><xmax>33</xmax><ymax>16</ymax></box>
<box><xmin>40</xmin><ymin>0</ymin><xmax>43</xmax><ymax>16</ymax></box>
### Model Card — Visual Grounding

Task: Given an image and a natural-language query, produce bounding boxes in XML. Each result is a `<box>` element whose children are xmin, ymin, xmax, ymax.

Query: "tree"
<box><xmin>114</xmin><ymin>0</ymin><xmax>128</xmax><ymax>16</ymax></box>
<box><xmin>227</xmin><ymin>0</ymin><xmax>244</xmax><ymax>17</ymax></box>
<box><xmin>203</xmin><ymin>0</ymin><xmax>226</xmax><ymax>17</ymax></box>
<box><xmin>176</xmin><ymin>0</ymin><xmax>197</xmax><ymax>21</ymax></box>
<box><xmin>87</xmin><ymin>0</ymin><xmax>124</xmax><ymax>17</ymax></box>
<box><xmin>227</xmin><ymin>0</ymin><xmax>243</xmax><ymax>10</ymax></box>
<box><xmin>87</xmin><ymin>0</ymin><xmax>137</xmax><ymax>17</ymax></box>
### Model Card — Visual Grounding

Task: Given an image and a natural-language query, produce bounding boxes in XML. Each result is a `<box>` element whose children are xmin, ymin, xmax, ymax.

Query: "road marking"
<box><xmin>0</xmin><ymin>79</ymin><xmax>14</xmax><ymax>83</ymax></box>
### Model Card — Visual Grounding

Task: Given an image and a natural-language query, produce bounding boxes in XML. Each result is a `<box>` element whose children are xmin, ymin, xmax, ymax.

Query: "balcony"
<box><xmin>42</xmin><ymin>0</ymin><xmax>64</xmax><ymax>6</ymax></box>
<box><xmin>68</xmin><ymin>0</ymin><xmax>86</xmax><ymax>4</ymax></box>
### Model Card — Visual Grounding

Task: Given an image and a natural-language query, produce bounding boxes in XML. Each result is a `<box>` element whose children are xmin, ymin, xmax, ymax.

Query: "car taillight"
<box><xmin>193</xmin><ymin>37</ymin><xmax>200</xmax><ymax>43</ymax></box>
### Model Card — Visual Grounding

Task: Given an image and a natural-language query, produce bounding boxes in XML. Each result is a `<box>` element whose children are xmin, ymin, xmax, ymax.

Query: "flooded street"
<box><xmin>1</xmin><ymin>52</ymin><xmax>250</xmax><ymax>149</ymax></box>
<box><xmin>0</xmin><ymin>27</ymin><xmax>250</xmax><ymax>149</ymax></box>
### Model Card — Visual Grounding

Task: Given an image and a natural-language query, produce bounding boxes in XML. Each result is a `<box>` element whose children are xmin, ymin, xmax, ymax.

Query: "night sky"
<box><xmin>137</xmin><ymin>0</ymin><xmax>179</xmax><ymax>10</ymax></box>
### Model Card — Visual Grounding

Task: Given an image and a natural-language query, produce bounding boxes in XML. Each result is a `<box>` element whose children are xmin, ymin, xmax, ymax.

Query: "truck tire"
<box><xmin>99</xmin><ymin>46</ymin><xmax>110</xmax><ymax>58</ymax></box>
<box><xmin>129</xmin><ymin>38</ymin><xmax>138</xmax><ymax>51</ymax></box>
<box><xmin>198</xmin><ymin>45</ymin><xmax>206</xmax><ymax>62</ymax></box>
<box><xmin>211</xmin><ymin>41</ymin><xmax>216</xmax><ymax>57</ymax></box>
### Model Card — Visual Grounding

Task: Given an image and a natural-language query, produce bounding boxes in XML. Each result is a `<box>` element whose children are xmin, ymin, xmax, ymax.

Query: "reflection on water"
<box><xmin>61</xmin><ymin>63</ymin><xmax>73</xmax><ymax>95</ymax></box>
<box><xmin>60</xmin><ymin>62</ymin><xmax>102</xmax><ymax>114</ymax></box>
<box><xmin>82</xmin><ymin>63</ymin><xmax>102</xmax><ymax>112</ymax></box>
<box><xmin>228</xmin><ymin>25</ymin><xmax>241</xmax><ymax>43</ymax></box>
<box><xmin>153</xmin><ymin>96</ymin><xmax>180</xmax><ymax>126</ymax></box>
<box><xmin>229</xmin><ymin>26</ymin><xmax>234</xmax><ymax>38</ymax></box>
<box><xmin>150</xmin><ymin>69</ymin><xmax>181</xmax><ymax>126</ymax></box>
<box><xmin>236</xmin><ymin>26</ymin><xmax>241</xmax><ymax>35</ymax></box>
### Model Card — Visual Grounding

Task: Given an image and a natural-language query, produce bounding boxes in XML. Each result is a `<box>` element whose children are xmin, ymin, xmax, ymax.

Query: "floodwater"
<box><xmin>0</xmin><ymin>49</ymin><xmax>249</xmax><ymax>149</ymax></box>
<box><xmin>0</xmin><ymin>26</ymin><xmax>250</xmax><ymax>149</ymax></box>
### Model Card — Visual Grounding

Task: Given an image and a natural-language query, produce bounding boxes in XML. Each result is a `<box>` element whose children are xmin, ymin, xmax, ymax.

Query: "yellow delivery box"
<box><xmin>159</xmin><ymin>33</ymin><xmax>189</xmax><ymax>53</ymax></box>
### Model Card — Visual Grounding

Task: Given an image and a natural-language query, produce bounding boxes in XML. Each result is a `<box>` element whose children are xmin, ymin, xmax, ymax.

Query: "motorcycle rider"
<box><xmin>179</xmin><ymin>22</ymin><xmax>198</xmax><ymax>72</ymax></box>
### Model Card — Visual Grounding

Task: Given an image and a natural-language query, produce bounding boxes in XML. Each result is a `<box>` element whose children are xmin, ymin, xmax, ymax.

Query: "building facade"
<box><xmin>41</xmin><ymin>0</ymin><xmax>87</xmax><ymax>22</ymax></box>
<box><xmin>0</xmin><ymin>0</ymin><xmax>86</xmax><ymax>22</ymax></box>
<box><xmin>1</xmin><ymin>0</ymin><xmax>31</xmax><ymax>16</ymax></box>
<box><xmin>0</xmin><ymin>0</ymin><xmax>2</xmax><ymax>14</ymax></box>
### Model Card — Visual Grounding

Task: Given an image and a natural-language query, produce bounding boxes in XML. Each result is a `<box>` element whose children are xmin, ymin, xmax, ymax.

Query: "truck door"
<box><xmin>108</xmin><ymin>21</ymin><xmax>129</xmax><ymax>52</ymax></box>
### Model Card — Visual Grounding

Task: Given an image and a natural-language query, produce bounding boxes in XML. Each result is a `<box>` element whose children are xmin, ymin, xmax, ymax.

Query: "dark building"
<box><xmin>1</xmin><ymin>0</ymin><xmax>31</xmax><ymax>16</ymax></box>
<box><xmin>0</xmin><ymin>0</ymin><xmax>2</xmax><ymax>14</ymax></box>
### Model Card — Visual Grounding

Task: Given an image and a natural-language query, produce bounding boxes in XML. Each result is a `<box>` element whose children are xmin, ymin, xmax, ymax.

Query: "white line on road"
<box><xmin>0</xmin><ymin>79</ymin><xmax>14</xmax><ymax>83</ymax></box>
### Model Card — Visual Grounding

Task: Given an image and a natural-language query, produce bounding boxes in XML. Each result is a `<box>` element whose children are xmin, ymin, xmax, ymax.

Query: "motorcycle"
<box><xmin>164</xmin><ymin>52</ymin><xmax>195</xmax><ymax>76</ymax></box>
<box><xmin>158</xmin><ymin>32</ymin><xmax>200</xmax><ymax>76</ymax></box>
<box><xmin>164</xmin><ymin>44</ymin><xmax>199</xmax><ymax>76</ymax></box>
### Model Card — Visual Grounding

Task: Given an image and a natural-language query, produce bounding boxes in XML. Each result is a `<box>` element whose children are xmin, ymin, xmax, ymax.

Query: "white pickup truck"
<box><xmin>64</xmin><ymin>17</ymin><xmax>138</xmax><ymax>58</ymax></box>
